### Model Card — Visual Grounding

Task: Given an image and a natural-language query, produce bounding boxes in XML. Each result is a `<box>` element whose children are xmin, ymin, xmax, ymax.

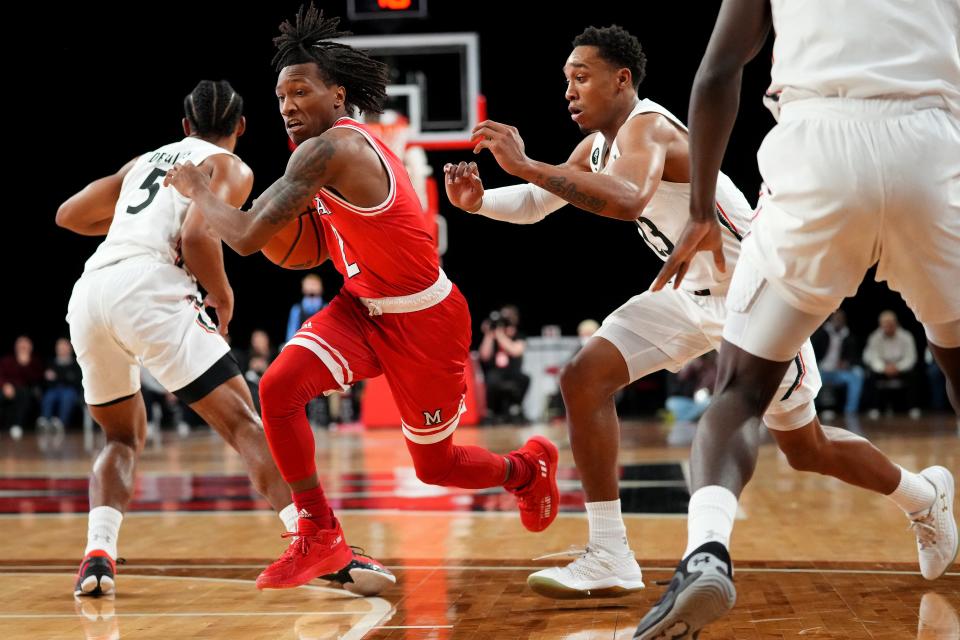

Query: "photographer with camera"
<box><xmin>479</xmin><ymin>305</ymin><xmax>530</xmax><ymax>424</ymax></box>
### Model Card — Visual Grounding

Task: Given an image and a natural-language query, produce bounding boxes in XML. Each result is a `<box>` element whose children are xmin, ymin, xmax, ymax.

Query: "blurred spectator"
<box><xmin>665</xmin><ymin>352</ymin><xmax>718</xmax><ymax>423</ymax></box>
<box><xmin>140</xmin><ymin>368</ymin><xmax>188</xmax><ymax>434</ymax></box>
<box><xmin>577</xmin><ymin>319</ymin><xmax>600</xmax><ymax>346</ymax></box>
<box><xmin>479</xmin><ymin>305</ymin><xmax>529</xmax><ymax>424</ymax></box>
<box><xmin>286</xmin><ymin>274</ymin><xmax>326</xmax><ymax>342</ymax></box>
<box><xmin>0</xmin><ymin>336</ymin><xmax>44</xmax><ymax>437</ymax></box>
<box><xmin>245</xmin><ymin>355</ymin><xmax>270</xmax><ymax>414</ymax></box>
<box><xmin>863</xmin><ymin>310</ymin><xmax>921</xmax><ymax>418</ymax></box>
<box><xmin>811</xmin><ymin>310</ymin><xmax>864</xmax><ymax>416</ymax></box>
<box><xmin>38</xmin><ymin>338</ymin><xmax>82</xmax><ymax>431</ymax></box>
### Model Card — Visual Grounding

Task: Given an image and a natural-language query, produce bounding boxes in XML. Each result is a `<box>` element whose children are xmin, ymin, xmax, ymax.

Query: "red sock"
<box><xmin>503</xmin><ymin>452</ymin><xmax>534</xmax><ymax>490</ymax></box>
<box><xmin>292</xmin><ymin>486</ymin><xmax>337</xmax><ymax>530</ymax></box>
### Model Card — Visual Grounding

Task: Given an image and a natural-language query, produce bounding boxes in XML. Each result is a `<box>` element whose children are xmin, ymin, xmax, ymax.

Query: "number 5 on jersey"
<box><xmin>126</xmin><ymin>167</ymin><xmax>168</xmax><ymax>215</ymax></box>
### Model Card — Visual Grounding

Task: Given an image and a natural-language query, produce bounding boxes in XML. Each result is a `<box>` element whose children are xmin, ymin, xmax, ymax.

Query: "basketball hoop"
<box><xmin>365</xmin><ymin>110</ymin><xmax>411</xmax><ymax>157</ymax></box>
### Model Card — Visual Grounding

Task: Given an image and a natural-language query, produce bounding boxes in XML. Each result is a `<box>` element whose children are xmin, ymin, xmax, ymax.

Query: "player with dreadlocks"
<box><xmin>58</xmin><ymin>80</ymin><xmax>301</xmax><ymax>598</ymax></box>
<box><xmin>164</xmin><ymin>4</ymin><xmax>561</xmax><ymax>593</ymax></box>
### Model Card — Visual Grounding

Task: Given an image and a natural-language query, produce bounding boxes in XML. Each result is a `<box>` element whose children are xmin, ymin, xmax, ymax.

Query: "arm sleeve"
<box><xmin>474</xmin><ymin>183</ymin><xmax>567</xmax><ymax>224</ymax></box>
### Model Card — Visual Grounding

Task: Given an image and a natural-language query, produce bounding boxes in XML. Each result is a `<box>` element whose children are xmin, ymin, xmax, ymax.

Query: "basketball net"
<box><xmin>366</xmin><ymin>110</ymin><xmax>443</xmax><ymax>257</ymax></box>
<box><xmin>365</xmin><ymin>110</ymin><xmax>411</xmax><ymax>158</ymax></box>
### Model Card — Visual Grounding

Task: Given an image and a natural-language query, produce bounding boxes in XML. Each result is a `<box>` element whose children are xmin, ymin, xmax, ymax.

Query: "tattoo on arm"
<box><xmin>255</xmin><ymin>137</ymin><xmax>337</xmax><ymax>226</ymax></box>
<box><xmin>535</xmin><ymin>174</ymin><xmax>606</xmax><ymax>213</ymax></box>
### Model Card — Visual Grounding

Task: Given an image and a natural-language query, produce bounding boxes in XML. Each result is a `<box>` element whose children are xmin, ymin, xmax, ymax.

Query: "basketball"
<box><xmin>261</xmin><ymin>210</ymin><xmax>329</xmax><ymax>270</ymax></box>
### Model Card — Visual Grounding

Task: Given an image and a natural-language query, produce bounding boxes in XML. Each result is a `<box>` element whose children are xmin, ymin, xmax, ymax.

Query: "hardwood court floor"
<box><xmin>1</xmin><ymin>415</ymin><xmax>958</xmax><ymax>639</ymax></box>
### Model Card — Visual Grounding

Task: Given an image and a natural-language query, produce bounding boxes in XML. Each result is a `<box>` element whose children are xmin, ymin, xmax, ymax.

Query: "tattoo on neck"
<box><xmin>535</xmin><ymin>174</ymin><xmax>606</xmax><ymax>213</ymax></box>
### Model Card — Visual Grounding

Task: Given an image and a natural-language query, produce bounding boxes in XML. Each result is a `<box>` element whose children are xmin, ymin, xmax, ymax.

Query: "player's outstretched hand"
<box><xmin>471</xmin><ymin>120</ymin><xmax>529</xmax><ymax>176</ymax></box>
<box><xmin>164</xmin><ymin>161</ymin><xmax>211</xmax><ymax>200</ymax></box>
<box><xmin>650</xmin><ymin>218</ymin><xmax>726</xmax><ymax>291</ymax></box>
<box><xmin>443</xmin><ymin>161</ymin><xmax>485</xmax><ymax>213</ymax></box>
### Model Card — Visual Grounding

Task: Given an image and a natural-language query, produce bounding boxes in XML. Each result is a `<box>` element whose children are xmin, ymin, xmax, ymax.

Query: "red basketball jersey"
<box><xmin>313</xmin><ymin>117</ymin><xmax>439</xmax><ymax>298</ymax></box>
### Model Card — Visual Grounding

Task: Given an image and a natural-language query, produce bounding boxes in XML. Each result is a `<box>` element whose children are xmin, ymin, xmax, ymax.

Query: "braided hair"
<box><xmin>272</xmin><ymin>3</ymin><xmax>389</xmax><ymax>116</ymax></box>
<box><xmin>183</xmin><ymin>80</ymin><xmax>244</xmax><ymax>138</ymax></box>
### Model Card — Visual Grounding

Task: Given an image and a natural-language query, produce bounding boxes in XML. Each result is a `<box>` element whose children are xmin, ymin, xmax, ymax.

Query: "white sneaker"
<box><xmin>918</xmin><ymin>592</ymin><xmax>959</xmax><ymax>640</ymax></box>
<box><xmin>910</xmin><ymin>466</ymin><xmax>958</xmax><ymax>580</ymax></box>
<box><xmin>527</xmin><ymin>545</ymin><xmax>645</xmax><ymax>599</ymax></box>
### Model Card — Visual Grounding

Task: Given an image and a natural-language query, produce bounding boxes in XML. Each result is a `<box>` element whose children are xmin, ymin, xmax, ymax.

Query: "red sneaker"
<box><xmin>74</xmin><ymin>550</ymin><xmax>116</xmax><ymax>597</ymax></box>
<box><xmin>256</xmin><ymin>517</ymin><xmax>354</xmax><ymax>590</ymax></box>
<box><xmin>321</xmin><ymin>548</ymin><xmax>397</xmax><ymax>596</ymax></box>
<box><xmin>507</xmin><ymin>435</ymin><xmax>560</xmax><ymax>532</ymax></box>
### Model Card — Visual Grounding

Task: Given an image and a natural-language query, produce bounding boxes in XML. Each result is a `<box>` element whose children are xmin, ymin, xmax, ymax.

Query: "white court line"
<box><xmin>0</xmin><ymin>612</ymin><xmax>369</xmax><ymax>619</ymax></box>
<box><xmin>0</xmin><ymin>572</ymin><xmax>393</xmax><ymax>640</ymax></box>
<box><xmin>0</xmin><ymin>510</ymin><xmax>690</xmax><ymax>519</ymax></box>
<box><xmin>373</xmin><ymin>626</ymin><xmax>454</xmax><ymax>630</ymax></box>
<box><xmin>2</xmin><ymin>566</ymin><xmax>954</xmax><ymax>577</ymax></box>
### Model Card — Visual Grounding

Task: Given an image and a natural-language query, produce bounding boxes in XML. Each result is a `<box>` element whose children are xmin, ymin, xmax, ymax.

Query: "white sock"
<box><xmin>585</xmin><ymin>499</ymin><xmax>630</xmax><ymax>555</ymax></box>
<box><xmin>888</xmin><ymin>466</ymin><xmax>936</xmax><ymax>516</ymax></box>
<box><xmin>683</xmin><ymin>486</ymin><xmax>738</xmax><ymax>557</ymax></box>
<box><xmin>85</xmin><ymin>506</ymin><xmax>123</xmax><ymax>560</ymax></box>
<box><xmin>279</xmin><ymin>503</ymin><xmax>299</xmax><ymax>534</ymax></box>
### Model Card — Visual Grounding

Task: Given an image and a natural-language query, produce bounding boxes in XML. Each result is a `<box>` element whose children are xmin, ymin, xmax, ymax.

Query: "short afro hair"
<box><xmin>573</xmin><ymin>25</ymin><xmax>647</xmax><ymax>90</ymax></box>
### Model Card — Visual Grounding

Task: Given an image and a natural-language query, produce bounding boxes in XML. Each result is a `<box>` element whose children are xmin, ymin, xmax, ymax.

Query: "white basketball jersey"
<box><xmin>767</xmin><ymin>0</ymin><xmax>960</xmax><ymax>116</ymax></box>
<box><xmin>590</xmin><ymin>99</ymin><xmax>754</xmax><ymax>291</ymax></box>
<box><xmin>84</xmin><ymin>137</ymin><xmax>237</xmax><ymax>274</ymax></box>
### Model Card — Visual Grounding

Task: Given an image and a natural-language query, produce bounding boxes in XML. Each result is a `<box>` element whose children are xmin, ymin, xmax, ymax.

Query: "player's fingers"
<box><xmin>473</xmin><ymin>141</ymin><xmax>490</xmax><ymax>155</ymax></box>
<box><xmin>674</xmin><ymin>261</ymin><xmax>690</xmax><ymax>289</ymax></box>
<box><xmin>650</xmin><ymin>258</ymin><xmax>678</xmax><ymax>292</ymax></box>
<box><xmin>455</xmin><ymin>161</ymin><xmax>471</xmax><ymax>180</ymax></box>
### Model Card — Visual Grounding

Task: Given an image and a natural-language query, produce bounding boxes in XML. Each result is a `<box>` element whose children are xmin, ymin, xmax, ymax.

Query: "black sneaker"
<box><xmin>74</xmin><ymin>551</ymin><xmax>116</xmax><ymax>597</ymax></box>
<box><xmin>321</xmin><ymin>547</ymin><xmax>396</xmax><ymax>596</ymax></box>
<box><xmin>634</xmin><ymin>542</ymin><xmax>736</xmax><ymax>639</ymax></box>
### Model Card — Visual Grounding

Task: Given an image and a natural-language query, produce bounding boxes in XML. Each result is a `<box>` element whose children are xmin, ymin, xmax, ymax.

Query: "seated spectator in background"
<box><xmin>811</xmin><ymin>310</ymin><xmax>864</xmax><ymax>416</ymax></box>
<box><xmin>286</xmin><ymin>274</ymin><xmax>326</xmax><ymax>343</ymax></box>
<box><xmin>0</xmin><ymin>336</ymin><xmax>44</xmax><ymax>438</ymax></box>
<box><xmin>665</xmin><ymin>353</ymin><xmax>717</xmax><ymax>446</ymax></box>
<box><xmin>38</xmin><ymin>338</ymin><xmax>82</xmax><ymax>432</ymax></box>
<box><xmin>245</xmin><ymin>355</ymin><xmax>270</xmax><ymax>415</ymax></box>
<box><xmin>248</xmin><ymin>330</ymin><xmax>276</xmax><ymax>367</ymax></box>
<box><xmin>577</xmin><ymin>319</ymin><xmax>600</xmax><ymax>347</ymax></box>
<box><xmin>479</xmin><ymin>305</ymin><xmax>529</xmax><ymax>424</ymax></box>
<box><xmin>863</xmin><ymin>310</ymin><xmax>921</xmax><ymax>418</ymax></box>
<box><xmin>140</xmin><ymin>368</ymin><xmax>188</xmax><ymax>435</ymax></box>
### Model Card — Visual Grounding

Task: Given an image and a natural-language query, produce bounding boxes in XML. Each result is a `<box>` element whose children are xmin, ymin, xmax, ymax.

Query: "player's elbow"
<box><xmin>232</xmin><ymin>236</ymin><xmax>262</xmax><ymax>256</ymax></box>
<box><xmin>614</xmin><ymin>187</ymin><xmax>648</xmax><ymax>221</ymax></box>
<box><xmin>55</xmin><ymin>202</ymin><xmax>80</xmax><ymax>230</ymax></box>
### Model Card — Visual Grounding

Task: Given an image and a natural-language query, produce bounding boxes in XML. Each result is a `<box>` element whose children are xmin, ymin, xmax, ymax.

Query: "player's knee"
<box><xmin>560</xmin><ymin>359</ymin><xmax>603</xmax><ymax>408</ymax></box>
<box><xmin>413</xmin><ymin>458</ymin><xmax>455</xmax><ymax>486</ymax></box>
<box><xmin>779</xmin><ymin>439</ymin><xmax>824</xmax><ymax>473</ymax></box>
<box><xmin>259</xmin><ymin>364</ymin><xmax>308</xmax><ymax>421</ymax></box>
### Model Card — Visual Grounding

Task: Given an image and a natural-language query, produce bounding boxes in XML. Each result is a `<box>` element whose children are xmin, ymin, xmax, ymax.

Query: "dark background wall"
<box><xmin>4</xmin><ymin>1</ymin><xmax>922</xmax><ymax>356</ymax></box>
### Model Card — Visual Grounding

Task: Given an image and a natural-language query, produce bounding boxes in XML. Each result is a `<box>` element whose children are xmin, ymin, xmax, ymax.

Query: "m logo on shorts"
<box><xmin>423</xmin><ymin>409</ymin><xmax>442</xmax><ymax>426</ymax></box>
<box><xmin>314</xmin><ymin>196</ymin><xmax>331</xmax><ymax>215</ymax></box>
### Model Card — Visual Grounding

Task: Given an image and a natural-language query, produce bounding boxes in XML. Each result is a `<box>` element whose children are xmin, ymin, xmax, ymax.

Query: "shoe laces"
<box><xmin>533</xmin><ymin>545</ymin><xmax>588</xmax><ymax>561</ymax></box>
<box><xmin>909</xmin><ymin>511</ymin><xmax>938</xmax><ymax>549</ymax></box>
<box><xmin>279</xmin><ymin>531</ymin><xmax>322</xmax><ymax>559</ymax></box>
